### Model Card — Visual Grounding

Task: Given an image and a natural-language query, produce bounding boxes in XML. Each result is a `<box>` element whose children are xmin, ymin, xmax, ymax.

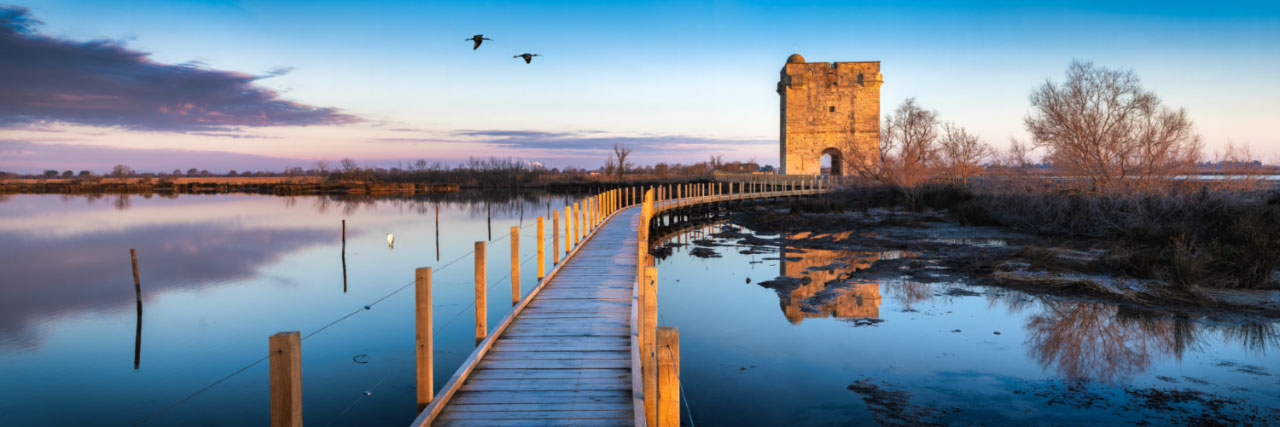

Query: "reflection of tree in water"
<box><xmin>113</xmin><ymin>194</ymin><xmax>131</xmax><ymax>210</ymax></box>
<box><xmin>882</xmin><ymin>279</ymin><xmax>932</xmax><ymax>309</ymax></box>
<box><xmin>1217</xmin><ymin>322</ymin><xmax>1280</xmax><ymax>354</ymax></box>
<box><xmin>1025</xmin><ymin>301</ymin><xmax>1195</xmax><ymax>382</ymax></box>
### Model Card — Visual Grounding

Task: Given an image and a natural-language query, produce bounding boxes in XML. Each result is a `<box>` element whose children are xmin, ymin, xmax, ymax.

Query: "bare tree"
<box><xmin>340</xmin><ymin>158</ymin><xmax>359</xmax><ymax>173</ymax></box>
<box><xmin>938</xmin><ymin>122</ymin><xmax>992</xmax><ymax>185</ymax></box>
<box><xmin>1025</xmin><ymin>60</ymin><xmax>1202</xmax><ymax>192</ymax></box>
<box><xmin>611</xmin><ymin>144</ymin><xmax>633</xmax><ymax>179</ymax></box>
<box><xmin>1213</xmin><ymin>140</ymin><xmax>1268</xmax><ymax>191</ymax></box>
<box><xmin>111</xmin><ymin>164</ymin><xmax>134</xmax><ymax>180</ymax></box>
<box><xmin>316</xmin><ymin>159</ymin><xmax>330</xmax><ymax>175</ymax></box>
<box><xmin>845</xmin><ymin>97</ymin><xmax>940</xmax><ymax>188</ymax></box>
<box><xmin>603</xmin><ymin>156</ymin><xmax>617</xmax><ymax>178</ymax></box>
<box><xmin>708</xmin><ymin>154</ymin><xmax>725</xmax><ymax>172</ymax></box>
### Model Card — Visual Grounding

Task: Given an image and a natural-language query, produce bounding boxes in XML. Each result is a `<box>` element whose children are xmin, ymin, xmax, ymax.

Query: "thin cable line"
<box><xmin>659</xmin><ymin>313</ymin><xmax>695</xmax><ymax>427</ymax></box>
<box><xmin>323</xmin><ymin>366</ymin><xmax>394</xmax><ymax>427</ymax></box>
<box><xmin>135</xmin><ymin>201</ymin><xmax>587</xmax><ymax>425</ymax></box>
<box><xmin>131</xmin><ymin>352</ymin><xmax>273</xmax><ymax>426</ymax></box>
<box><xmin>135</xmin><ymin>225</ymin><xmax>488</xmax><ymax>425</ymax></box>
<box><xmin>321</xmin><ymin>244</ymin><xmax>543</xmax><ymax>424</ymax></box>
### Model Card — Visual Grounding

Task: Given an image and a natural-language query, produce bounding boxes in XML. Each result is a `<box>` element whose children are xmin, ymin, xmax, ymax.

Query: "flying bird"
<box><xmin>466</xmin><ymin>34</ymin><xmax>491</xmax><ymax>50</ymax></box>
<box><xmin>386</xmin><ymin>232</ymin><xmax>395</xmax><ymax>248</ymax></box>
<box><xmin>514</xmin><ymin>53</ymin><xmax>540</xmax><ymax>64</ymax></box>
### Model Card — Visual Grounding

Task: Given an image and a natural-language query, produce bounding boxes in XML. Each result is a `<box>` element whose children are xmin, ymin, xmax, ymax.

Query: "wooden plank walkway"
<box><xmin>425</xmin><ymin>208</ymin><xmax>642</xmax><ymax>426</ymax></box>
<box><xmin>412</xmin><ymin>177</ymin><xmax>831</xmax><ymax>427</ymax></box>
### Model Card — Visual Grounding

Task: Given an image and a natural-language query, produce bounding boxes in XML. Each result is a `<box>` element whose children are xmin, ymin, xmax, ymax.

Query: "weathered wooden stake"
<box><xmin>510</xmin><ymin>227</ymin><xmax>520</xmax><ymax>304</ymax></box>
<box><xmin>474</xmin><ymin>241</ymin><xmax>487</xmax><ymax>342</ymax></box>
<box><xmin>269</xmin><ymin>331</ymin><xmax>302</xmax><ymax>427</ymax></box>
<box><xmin>132</xmin><ymin>248</ymin><xmax>142</xmax><ymax>370</ymax></box>
<box><xmin>415</xmin><ymin>267</ymin><xmax>433</xmax><ymax>411</ymax></box>
<box><xmin>657</xmin><ymin>326</ymin><xmax>680</xmax><ymax>427</ymax></box>
<box><xmin>131</xmin><ymin>249</ymin><xmax>141</xmax><ymax>300</ymax></box>
<box><xmin>341</xmin><ymin>219</ymin><xmax>346</xmax><ymax>245</ymax></box>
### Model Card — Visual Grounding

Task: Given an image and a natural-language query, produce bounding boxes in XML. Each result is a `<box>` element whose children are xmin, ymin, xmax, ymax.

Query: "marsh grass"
<box><xmin>814</xmin><ymin>182</ymin><xmax>1280</xmax><ymax>291</ymax></box>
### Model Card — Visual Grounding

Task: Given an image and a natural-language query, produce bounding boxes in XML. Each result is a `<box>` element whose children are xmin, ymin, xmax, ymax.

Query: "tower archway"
<box><xmin>820</xmin><ymin>147</ymin><xmax>843</xmax><ymax>176</ymax></box>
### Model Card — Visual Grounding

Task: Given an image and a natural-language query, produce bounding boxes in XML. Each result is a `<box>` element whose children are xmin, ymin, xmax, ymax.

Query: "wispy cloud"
<box><xmin>0</xmin><ymin>6</ymin><xmax>360</xmax><ymax>132</ymax></box>
<box><xmin>0</xmin><ymin>140</ymin><xmax>306</xmax><ymax>173</ymax></box>
<box><xmin>451</xmin><ymin>129</ymin><xmax>773</xmax><ymax>153</ymax></box>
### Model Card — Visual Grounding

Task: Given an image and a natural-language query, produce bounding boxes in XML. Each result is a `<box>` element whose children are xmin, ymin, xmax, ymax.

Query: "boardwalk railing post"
<box><xmin>511</xmin><ymin>227</ymin><xmax>520</xmax><ymax>304</ymax></box>
<box><xmin>642</xmin><ymin>262</ymin><xmax>658</xmax><ymax>427</ymax></box>
<box><xmin>552</xmin><ymin>212</ymin><xmax>560</xmax><ymax>264</ymax></box>
<box><xmin>475</xmin><ymin>241</ymin><xmax>487</xmax><ymax>343</ymax></box>
<box><xmin>538</xmin><ymin>216</ymin><xmax>546</xmax><ymax>278</ymax></box>
<box><xmin>573</xmin><ymin>202</ymin><xmax>581</xmax><ymax>244</ymax></box>
<box><xmin>657</xmin><ymin>326</ymin><xmax>680</xmax><ymax>427</ymax></box>
<box><xmin>269</xmin><ymin>331</ymin><xmax>302</xmax><ymax>427</ymax></box>
<box><xmin>415</xmin><ymin>267</ymin><xmax>433</xmax><ymax>411</ymax></box>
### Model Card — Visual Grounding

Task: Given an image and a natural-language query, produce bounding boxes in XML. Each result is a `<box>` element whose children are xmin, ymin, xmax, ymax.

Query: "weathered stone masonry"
<box><xmin>778</xmin><ymin>53</ymin><xmax>882</xmax><ymax>175</ymax></box>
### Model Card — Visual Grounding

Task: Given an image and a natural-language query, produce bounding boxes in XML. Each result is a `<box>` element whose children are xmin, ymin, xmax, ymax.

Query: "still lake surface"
<box><xmin>1</xmin><ymin>193</ymin><xmax>1277</xmax><ymax>426</ymax></box>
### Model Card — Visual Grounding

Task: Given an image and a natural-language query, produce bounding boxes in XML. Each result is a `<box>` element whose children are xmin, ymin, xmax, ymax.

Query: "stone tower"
<box><xmin>777</xmin><ymin>53</ymin><xmax>882</xmax><ymax>175</ymax></box>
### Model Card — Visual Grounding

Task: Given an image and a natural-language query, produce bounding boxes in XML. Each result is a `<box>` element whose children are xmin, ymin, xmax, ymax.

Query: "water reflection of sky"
<box><xmin>654</xmin><ymin>222</ymin><xmax>1280</xmax><ymax>425</ymax></box>
<box><xmin>0</xmin><ymin>193</ymin><xmax>571</xmax><ymax>426</ymax></box>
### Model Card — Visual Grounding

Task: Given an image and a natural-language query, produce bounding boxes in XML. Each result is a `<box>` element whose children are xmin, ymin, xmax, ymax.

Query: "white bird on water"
<box><xmin>386</xmin><ymin>232</ymin><xmax>395</xmax><ymax>248</ymax></box>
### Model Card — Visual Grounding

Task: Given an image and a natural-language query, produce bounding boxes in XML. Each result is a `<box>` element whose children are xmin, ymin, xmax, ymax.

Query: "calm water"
<box><xmin>655</xmin><ymin>222</ymin><xmax>1280</xmax><ymax>425</ymax></box>
<box><xmin>0</xmin><ymin>193</ymin><xmax>571</xmax><ymax>426</ymax></box>
<box><xmin>2</xmin><ymin>194</ymin><xmax>1278</xmax><ymax>426</ymax></box>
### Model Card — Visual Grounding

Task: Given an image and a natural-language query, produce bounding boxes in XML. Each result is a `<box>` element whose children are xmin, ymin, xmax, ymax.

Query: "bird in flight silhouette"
<box><xmin>466</xmin><ymin>34</ymin><xmax>491</xmax><ymax>50</ymax></box>
<box><xmin>514</xmin><ymin>53</ymin><xmax>540</xmax><ymax>64</ymax></box>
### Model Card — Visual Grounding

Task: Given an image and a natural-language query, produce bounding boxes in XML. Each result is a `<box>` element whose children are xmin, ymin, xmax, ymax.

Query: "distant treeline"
<box><xmin>0</xmin><ymin>155</ymin><xmax>770</xmax><ymax>192</ymax></box>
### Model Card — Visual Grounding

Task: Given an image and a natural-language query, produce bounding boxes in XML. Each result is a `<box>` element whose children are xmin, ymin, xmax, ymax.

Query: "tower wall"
<box><xmin>778</xmin><ymin>58</ymin><xmax>882</xmax><ymax>175</ymax></box>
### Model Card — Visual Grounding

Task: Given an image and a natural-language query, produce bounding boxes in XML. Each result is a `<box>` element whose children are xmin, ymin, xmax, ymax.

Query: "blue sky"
<box><xmin>2</xmin><ymin>0</ymin><xmax>1278</xmax><ymax>172</ymax></box>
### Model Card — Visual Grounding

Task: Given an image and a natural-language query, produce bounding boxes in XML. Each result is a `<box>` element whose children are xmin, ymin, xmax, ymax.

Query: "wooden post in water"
<box><xmin>474</xmin><ymin>241</ymin><xmax>487</xmax><ymax>342</ymax></box>
<box><xmin>573</xmin><ymin>203</ymin><xmax>581</xmax><ymax>244</ymax></box>
<box><xmin>564</xmin><ymin>207</ymin><xmax>571</xmax><ymax>254</ymax></box>
<box><xmin>131</xmin><ymin>249</ymin><xmax>141</xmax><ymax>301</ymax></box>
<box><xmin>415</xmin><ymin>267</ymin><xmax>433</xmax><ymax>411</ymax></box>
<box><xmin>341</xmin><ymin>219</ymin><xmax>346</xmax><ymax>245</ymax></box>
<box><xmin>131</xmin><ymin>248</ymin><xmax>142</xmax><ymax>370</ymax></box>
<box><xmin>642</xmin><ymin>262</ymin><xmax>659</xmax><ymax>427</ymax></box>
<box><xmin>657</xmin><ymin>326</ymin><xmax>680</xmax><ymax>427</ymax></box>
<box><xmin>269</xmin><ymin>331</ymin><xmax>302</xmax><ymax>427</ymax></box>
<box><xmin>510</xmin><ymin>227</ymin><xmax>521</xmax><ymax>304</ymax></box>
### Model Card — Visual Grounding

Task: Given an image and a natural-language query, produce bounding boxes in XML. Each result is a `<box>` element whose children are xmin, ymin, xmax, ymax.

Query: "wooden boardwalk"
<box><xmin>418</xmin><ymin>207</ymin><xmax>643</xmax><ymax>426</ymax></box>
<box><xmin>410</xmin><ymin>175</ymin><xmax>831</xmax><ymax>427</ymax></box>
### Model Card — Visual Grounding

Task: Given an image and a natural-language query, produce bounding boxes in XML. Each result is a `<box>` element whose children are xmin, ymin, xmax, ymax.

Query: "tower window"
<box><xmin>829</xmin><ymin>106</ymin><xmax>835</xmax><ymax>112</ymax></box>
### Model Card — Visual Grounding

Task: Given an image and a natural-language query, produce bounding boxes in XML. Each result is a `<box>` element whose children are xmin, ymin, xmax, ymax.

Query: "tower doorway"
<box><xmin>820</xmin><ymin>147</ymin><xmax>843</xmax><ymax>176</ymax></box>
